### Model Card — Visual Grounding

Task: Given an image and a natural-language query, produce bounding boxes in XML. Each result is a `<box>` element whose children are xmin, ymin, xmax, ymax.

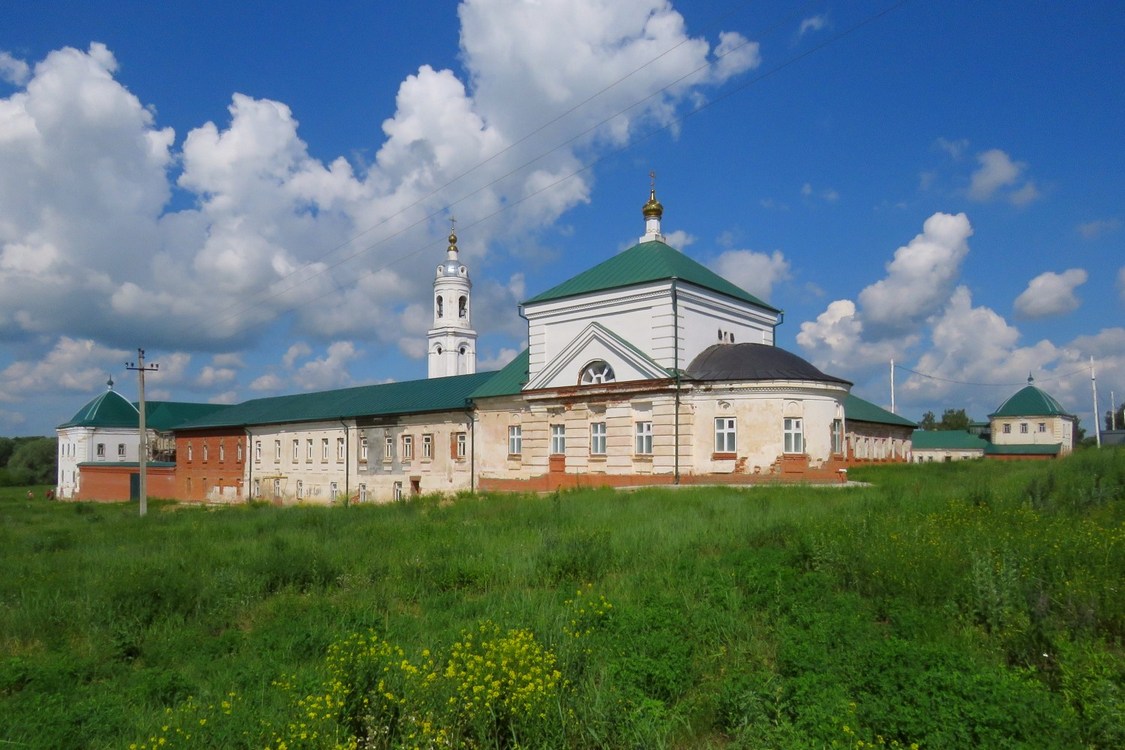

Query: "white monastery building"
<box><xmin>59</xmin><ymin>189</ymin><xmax>927</xmax><ymax>504</ymax></box>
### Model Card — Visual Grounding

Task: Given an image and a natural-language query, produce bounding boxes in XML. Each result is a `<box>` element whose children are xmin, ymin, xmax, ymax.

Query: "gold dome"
<box><xmin>642</xmin><ymin>187</ymin><xmax>663</xmax><ymax>219</ymax></box>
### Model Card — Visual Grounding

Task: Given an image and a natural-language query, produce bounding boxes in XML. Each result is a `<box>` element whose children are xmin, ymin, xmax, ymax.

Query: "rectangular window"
<box><xmin>186</xmin><ymin>444</ymin><xmax>192</xmax><ymax>462</ymax></box>
<box><xmin>219</xmin><ymin>443</ymin><xmax>225</xmax><ymax>462</ymax></box>
<box><xmin>117</xmin><ymin>443</ymin><xmax>126</xmax><ymax>458</ymax></box>
<box><xmin>292</xmin><ymin>439</ymin><xmax>299</xmax><ymax>462</ymax></box>
<box><xmin>393</xmin><ymin>481</ymin><xmax>403</xmax><ymax>501</ymax></box>
<box><xmin>306</xmin><ymin>438</ymin><xmax>313</xmax><ymax>461</ymax></box>
<box><xmin>330</xmin><ymin>481</ymin><xmax>338</xmax><ymax>500</ymax></box>
<box><xmin>831</xmin><ymin>418</ymin><xmax>844</xmax><ymax>455</ymax></box>
<box><xmin>337</xmin><ymin>437</ymin><xmax>345</xmax><ymax>461</ymax></box>
<box><xmin>255</xmin><ymin>440</ymin><xmax>261</xmax><ymax>462</ymax></box>
<box><xmin>550</xmin><ymin>424</ymin><xmax>566</xmax><ymax>455</ymax></box>
<box><xmin>422</xmin><ymin>434</ymin><xmax>433</xmax><ymax>459</ymax></box>
<box><xmin>384</xmin><ymin>435</ymin><xmax>394</xmax><ymax>461</ymax></box>
<box><xmin>203</xmin><ymin>444</ymin><xmax>209</xmax><ymax>462</ymax></box>
<box><xmin>1020</xmin><ymin>423</ymin><xmax>1029</xmax><ymax>434</ymax></box>
<box><xmin>237</xmin><ymin>442</ymin><xmax>243</xmax><ymax>462</ymax></box>
<box><xmin>635</xmin><ymin>421</ymin><xmax>653</xmax><ymax>455</ymax></box>
<box><xmin>360</xmin><ymin>437</ymin><xmax>369</xmax><ymax>462</ymax></box>
<box><xmin>274</xmin><ymin>440</ymin><xmax>281</xmax><ymax>462</ymax></box>
<box><xmin>1002</xmin><ymin>424</ymin><xmax>1011</xmax><ymax>434</ymax></box>
<box><xmin>714</xmin><ymin>418</ymin><xmax>736</xmax><ymax>453</ymax></box>
<box><xmin>402</xmin><ymin>434</ymin><xmax>414</xmax><ymax>460</ymax></box>
<box><xmin>784</xmin><ymin>418</ymin><xmax>804</xmax><ymax>454</ymax></box>
<box><xmin>508</xmin><ymin>425</ymin><xmax>522</xmax><ymax>455</ymax></box>
<box><xmin>358</xmin><ymin>483</ymin><xmax>367</xmax><ymax>503</ymax></box>
<box><xmin>590</xmin><ymin>422</ymin><xmax>607</xmax><ymax>455</ymax></box>
<box><xmin>1038</xmin><ymin>422</ymin><xmax>1046</xmax><ymax>433</ymax></box>
<box><xmin>253</xmin><ymin>478</ymin><xmax>260</xmax><ymax>498</ymax></box>
<box><xmin>322</xmin><ymin>438</ymin><xmax>329</xmax><ymax>461</ymax></box>
<box><xmin>455</xmin><ymin>432</ymin><xmax>467</xmax><ymax>459</ymax></box>
<box><xmin>96</xmin><ymin>443</ymin><xmax>106</xmax><ymax>458</ymax></box>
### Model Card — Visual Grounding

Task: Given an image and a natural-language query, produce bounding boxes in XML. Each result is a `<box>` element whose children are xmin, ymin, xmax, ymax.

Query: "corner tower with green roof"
<box><xmin>519</xmin><ymin>187</ymin><xmax>783</xmax><ymax>391</ymax></box>
<box><xmin>988</xmin><ymin>375</ymin><xmax>1076</xmax><ymax>456</ymax></box>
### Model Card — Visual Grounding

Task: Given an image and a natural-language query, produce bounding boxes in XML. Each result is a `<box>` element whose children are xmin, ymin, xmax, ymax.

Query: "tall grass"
<box><xmin>0</xmin><ymin>450</ymin><xmax>1122</xmax><ymax>748</ymax></box>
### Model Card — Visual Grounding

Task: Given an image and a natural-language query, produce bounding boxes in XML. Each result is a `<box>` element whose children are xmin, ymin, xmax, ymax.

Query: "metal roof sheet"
<box><xmin>989</xmin><ymin>383</ymin><xmax>1071</xmax><ymax>418</ymax></box>
<box><xmin>910</xmin><ymin>429</ymin><xmax>989</xmax><ymax>450</ymax></box>
<box><xmin>175</xmin><ymin>371</ymin><xmax>498</xmax><ymax>430</ymax></box>
<box><xmin>469</xmin><ymin>350</ymin><xmax>529</xmax><ymax>399</ymax></box>
<box><xmin>57</xmin><ymin>390</ymin><xmax>139</xmax><ymax>429</ymax></box>
<box><xmin>685</xmin><ymin>343</ymin><xmax>850</xmax><ymax>385</ymax></box>
<box><xmin>845</xmin><ymin>394</ymin><xmax>917</xmax><ymax>427</ymax></box>
<box><xmin>523</xmin><ymin>240</ymin><xmax>781</xmax><ymax>312</ymax></box>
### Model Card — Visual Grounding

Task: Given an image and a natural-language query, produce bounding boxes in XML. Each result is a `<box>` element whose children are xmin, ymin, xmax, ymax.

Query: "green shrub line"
<box><xmin>0</xmin><ymin>449</ymin><xmax>1122</xmax><ymax>748</ymax></box>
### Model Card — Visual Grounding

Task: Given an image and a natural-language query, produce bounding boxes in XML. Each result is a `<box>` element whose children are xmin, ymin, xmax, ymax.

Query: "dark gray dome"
<box><xmin>685</xmin><ymin>343</ymin><xmax>851</xmax><ymax>386</ymax></box>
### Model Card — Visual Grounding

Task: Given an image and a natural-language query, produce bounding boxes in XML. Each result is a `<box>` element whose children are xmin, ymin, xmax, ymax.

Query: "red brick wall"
<box><xmin>76</xmin><ymin>465</ymin><xmax>176</xmax><ymax>502</ymax></box>
<box><xmin>176</xmin><ymin>429</ymin><xmax>247</xmax><ymax>502</ymax></box>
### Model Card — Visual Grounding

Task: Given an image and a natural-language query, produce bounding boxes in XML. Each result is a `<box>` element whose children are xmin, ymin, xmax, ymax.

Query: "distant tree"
<box><xmin>7</xmin><ymin>437</ymin><xmax>57</xmax><ymax>485</ymax></box>
<box><xmin>919</xmin><ymin>409</ymin><xmax>972</xmax><ymax>431</ymax></box>
<box><xmin>939</xmin><ymin>408</ymin><xmax>971</xmax><ymax>431</ymax></box>
<box><xmin>1106</xmin><ymin>405</ymin><xmax>1125</xmax><ymax>432</ymax></box>
<box><xmin>0</xmin><ymin>437</ymin><xmax>15</xmax><ymax>467</ymax></box>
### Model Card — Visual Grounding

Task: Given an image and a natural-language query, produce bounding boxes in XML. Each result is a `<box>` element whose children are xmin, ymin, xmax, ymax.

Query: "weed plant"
<box><xmin>0</xmin><ymin>450</ymin><xmax>1122</xmax><ymax>748</ymax></box>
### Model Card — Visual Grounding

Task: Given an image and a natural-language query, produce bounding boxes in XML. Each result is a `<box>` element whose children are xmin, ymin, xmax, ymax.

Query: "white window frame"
<box><xmin>292</xmin><ymin>439</ymin><xmax>299</xmax><ymax>462</ymax></box>
<box><xmin>322</xmin><ymin>438</ymin><xmax>329</xmax><ymax>461</ymax></box>
<box><xmin>784</xmin><ymin>418</ymin><xmax>804</xmax><ymax>454</ymax></box>
<box><xmin>274</xmin><ymin>440</ymin><xmax>281</xmax><ymax>462</ymax></box>
<box><xmin>306</xmin><ymin>438</ymin><xmax>313</xmax><ymax>462</ymax></box>
<box><xmin>714</xmin><ymin>418</ymin><xmax>736</xmax><ymax>453</ymax></box>
<box><xmin>831</xmin><ymin>418</ymin><xmax>844</xmax><ymax>455</ymax></box>
<box><xmin>255</xmin><ymin>440</ymin><xmax>261</xmax><ymax>463</ymax></box>
<box><xmin>455</xmin><ymin>432</ymin><xmax>467</xmax><ymax>459</ymax></box>
<box><xmin>360</xmin><ymin>436</ymin><xmax>368</xmax><ymax>462</ymax></box>
<box><xmin>384</xmin><ymin>435</ymin><xmax>394</xmax><ymax>461</ymax></box>
<box><xmin>635</xmin><ymin>421</ymin><xmax>653</xmax><ymax>455</ymax></box>
<box><xmin>117</xmin><ymin>443</ymin><xmax>126</xmax><ymax>458</ymax></box>
<box><xmin>590</xmin><ymin>422</ymin><xmax>607</xmax><ymax>455</ymax></box>
<box><xmin>97</xmin><ymin>443</ymin><xmax>106</xmax><ymax>458</ymax></box>
<box><xmin>402</xmin><ymin>434</ymin><xmax>414</xmax><ymax>461</ymax></box>
<box><xmin>337</xmin><ymin>437</ymin><xmax>345</xmax><ymax>462</ymax></box>
<box><xmin>508</xmin><ymin>425</ymin><xmax>522</xmax><ymax>455</ymax></box>
<box><xmin>550</xmin><ymin>424</ymin><xmax>566</xmax><ymax>455</ymax></box>
<box><xmin>422</xmin><ymin>434</ymin><xmax>433</xmax><ymax>460</ymax></box>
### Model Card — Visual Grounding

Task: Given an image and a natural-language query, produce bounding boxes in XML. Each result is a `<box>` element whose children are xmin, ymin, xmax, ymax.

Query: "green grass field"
<box><xmin>1</xmin><ymin>450</ymin><xmax>1122</xmax><ymax>749</ymax></box>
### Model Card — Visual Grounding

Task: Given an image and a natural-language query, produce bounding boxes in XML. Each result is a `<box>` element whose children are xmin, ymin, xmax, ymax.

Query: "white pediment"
<box><xmin>525</xmin><ymin>322</ymin><xmax>670</xmax><ymax>390</ymax></box>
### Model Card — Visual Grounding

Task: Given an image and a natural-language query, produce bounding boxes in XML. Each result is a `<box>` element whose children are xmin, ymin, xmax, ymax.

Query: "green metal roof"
<box><xmin>58</xmin><ymin>390</ymin><xmax>139</xmax><ymax>429</ymax></box>
<box><xmin>176</xmin><ymin>371</ymin><xmax>498</xmax><ymax>430</ymax></box>
<box><xmin>844</xmin><ymin>394</ymin><xmax>917</xmax><ymax>427</ymax></box>
<box><xmin>984</xmin><ymin>442</ymin><xmax>1061</xmax><ymax>456</ymax></box>
<box><xmin>910</xmin><ymin>429</ymin><xmax>989</xmax><ymax>451</ymax></box>
<box><xmin>145</xmin><ymin>401</ymin><xmax>230</xmax><ymax>431</ymax></box>
<box><xmin>523</xmin><ymin>240</ymin><xmax>781</xmax><ymax>312</ymax></box>
<box><xmin>470</xmin><ymin>349</ymin><xmax>530</xmax><ymax>399</ymax></box>
<box><xmin>989</xmin><ymin>382</ymin><xmax>1071</xmax><ymax>418</ymax></box>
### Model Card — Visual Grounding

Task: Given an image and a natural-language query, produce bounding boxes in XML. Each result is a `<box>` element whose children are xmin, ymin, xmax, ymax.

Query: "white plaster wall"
<box><xmin>246</xmin><ymin>421</ymin><xmax>359</xmax><ymax>504</ymax></box>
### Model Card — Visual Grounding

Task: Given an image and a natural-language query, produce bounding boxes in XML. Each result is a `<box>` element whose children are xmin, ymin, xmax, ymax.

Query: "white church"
<box><xmin>59</xmin><ymin>189</ymin><xmax>917</xmax><ymax>503</ymax></box>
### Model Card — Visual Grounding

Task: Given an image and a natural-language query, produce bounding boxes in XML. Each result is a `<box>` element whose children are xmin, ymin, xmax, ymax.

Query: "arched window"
<box><xmin>458</xmin><ymin>295</ymin><xmax>467</xmax><ymax>318</ymax></box>
<box><xmin>580</xmin><ymin>360</ymin><xmax>616</xmax><ymax>385</ymax></box>
<box><xmin>436</xmin><ymin>296</ymin><xmax>444</xmax><ymax>317</ymax></box>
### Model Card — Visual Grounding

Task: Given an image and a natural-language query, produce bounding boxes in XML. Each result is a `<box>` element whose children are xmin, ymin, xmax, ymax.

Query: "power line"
<box><xmin>896</xmin><ymin>363</ymin><xmax>1091</xmax><ymax>388</ymax></box>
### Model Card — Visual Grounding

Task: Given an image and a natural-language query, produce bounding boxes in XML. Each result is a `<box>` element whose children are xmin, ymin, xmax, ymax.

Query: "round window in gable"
<box><xmin>580</xmin><ymin>360</ymin><xmax>616</xmax><ymax>385</ymax></box>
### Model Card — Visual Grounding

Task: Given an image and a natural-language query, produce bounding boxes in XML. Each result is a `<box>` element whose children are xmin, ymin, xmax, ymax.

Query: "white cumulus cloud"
<box><xmin>1014</xmin><ymin>268</ymin><xmax>1087</xmax><ymax>319</ymax></box>
<box><xmin>709</xmin><ymin>249</ymin><xmax>790</xmax><ymax>303</ymax></box>
<box><xmin>968</xmin><ymin>148</ymin><xmax>1039</xmax><ymax>205</ymax></box>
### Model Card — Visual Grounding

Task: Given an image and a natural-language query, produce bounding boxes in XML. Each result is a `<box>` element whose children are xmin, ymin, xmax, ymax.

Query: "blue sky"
<box><xmin>1</xmin><ymin>0</ymin><xmax>1122</xmax><ymax>437</ymax></box>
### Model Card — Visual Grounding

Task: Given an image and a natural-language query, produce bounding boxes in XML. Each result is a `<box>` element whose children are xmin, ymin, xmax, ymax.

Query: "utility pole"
<box><xmin>126</xmin><ymin>349</ymin><xmax>159</xmax><ymax>516</ymax></box>
<box><xmin>1090</xmin><ymin>356</ymin><xmax>1101</xmax><ymax>448</ymax></box>
<box><xmin>890</xmin><ymin>359</ymin><xmax>896</xmax><ymax>414</ymax></box>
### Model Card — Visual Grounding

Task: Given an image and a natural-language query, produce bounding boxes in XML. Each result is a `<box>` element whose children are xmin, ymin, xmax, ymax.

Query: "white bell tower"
<box><xmin>428</xmin><ymin>222</ymin><xmax>477</xmax><ymax>378</ymax></box>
